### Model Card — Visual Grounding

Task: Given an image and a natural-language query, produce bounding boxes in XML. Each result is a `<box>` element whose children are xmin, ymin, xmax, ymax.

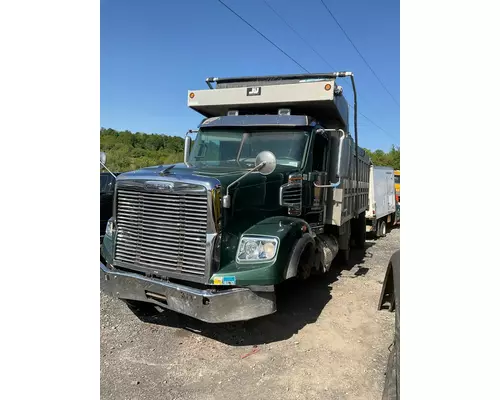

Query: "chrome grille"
<box><xmin>280</xmin><ymin>183</ymin><xmax>302</xmax><ymax>207</ymax></box>
<box><xmin>114</xmin><ymin>188</ymin><xmax>208</xmax><ymax>277</ymax></box>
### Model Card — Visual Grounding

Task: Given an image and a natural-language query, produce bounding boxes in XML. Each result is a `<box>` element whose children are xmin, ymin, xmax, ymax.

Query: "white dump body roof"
<box><xmin>188</xmin><ymin>74</ymin><xmax>349</xmax><ymax>129</ymax></box>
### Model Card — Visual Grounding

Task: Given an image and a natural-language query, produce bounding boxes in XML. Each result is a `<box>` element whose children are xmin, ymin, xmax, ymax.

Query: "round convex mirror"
<box><xmin>255</xmin><ymin>151</ymin><xmax>277</xmax><ymax>175</ymax></box>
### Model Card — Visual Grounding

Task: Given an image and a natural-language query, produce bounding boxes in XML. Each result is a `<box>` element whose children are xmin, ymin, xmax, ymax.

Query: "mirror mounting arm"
<box><xmin>100</xmin><ymin>162</ymin><xmax>117</xmax><ymax>179</ymax></box>
<box><xmin>222</xmin><ymin>150</ymin><xmax>276</xmax><ymax>209</ymax></box>
<box><xmin>222</xmin><ymin>162</ymin><xmax>266</xmax><ymax>209</ymax></box>
<box><xmin>100</xmin><ymin>152</ymin><xmax>117</xmax><ymax>178</ymax></box>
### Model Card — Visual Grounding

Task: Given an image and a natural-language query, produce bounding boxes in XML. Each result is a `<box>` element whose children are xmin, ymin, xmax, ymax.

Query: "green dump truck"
<box><xmin>100</xmin><ymin>72</ymin><xmax>370</xmax><ymax>323</ymax></box>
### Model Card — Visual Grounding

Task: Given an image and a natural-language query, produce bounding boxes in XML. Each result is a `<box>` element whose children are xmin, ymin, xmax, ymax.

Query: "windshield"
<box><xmin>394</xmin><ymin>175</ymin><xmax>400</xmax><ymax>184</ymax></box>
<box><xmin>188</xmin><ymin>129</ymin><xmax>310</xmax><ymax>168</ymax></box>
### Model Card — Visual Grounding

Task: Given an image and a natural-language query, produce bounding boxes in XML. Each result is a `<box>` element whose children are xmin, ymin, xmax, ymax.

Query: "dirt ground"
<box><xmin>100</xmin><ymin>228</ymin><xmax>399</xmax><ymax>400</ymax></box>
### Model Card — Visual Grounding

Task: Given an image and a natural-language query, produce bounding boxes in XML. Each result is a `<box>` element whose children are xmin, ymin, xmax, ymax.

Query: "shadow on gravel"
<box><xmin>130</xmin><ymin>242</ymin><xmax>375</xmax><ymax>346</ymax></box>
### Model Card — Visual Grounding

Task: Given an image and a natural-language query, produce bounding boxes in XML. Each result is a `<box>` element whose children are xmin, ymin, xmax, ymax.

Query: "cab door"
<box><xmin>304</xmin><ymin>131</ymin><xmax>329</xmax><ymax>223</ymax></box>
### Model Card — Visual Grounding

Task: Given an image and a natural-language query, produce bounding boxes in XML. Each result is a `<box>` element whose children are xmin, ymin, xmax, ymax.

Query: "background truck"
<box><xmin>100</xmin><ymin>72</ymin><xmax>370</xmax><ymax>323</ymax></box>
<box><xmin>366</xmin><ymin>166</ymin><xmax>397</xmax><ymax>237</ymax></box>
<box><xmin>394</xmin><ymin>169</ymin><xmax>400</xmax><ymax>202</ymax></box>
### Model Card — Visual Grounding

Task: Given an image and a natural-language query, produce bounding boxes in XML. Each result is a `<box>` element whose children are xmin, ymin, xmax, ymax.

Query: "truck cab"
<box><xmin>100</xmin><ymin>72</ymin><xmax>371</xmax><ymax>323</ymax></box>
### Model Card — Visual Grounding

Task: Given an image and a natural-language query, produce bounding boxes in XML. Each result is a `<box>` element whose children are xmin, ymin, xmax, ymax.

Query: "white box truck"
<box><xmin>366</xmin><ymin>165</ymin><xmax>397</xmax><ymax>237</ymax></box>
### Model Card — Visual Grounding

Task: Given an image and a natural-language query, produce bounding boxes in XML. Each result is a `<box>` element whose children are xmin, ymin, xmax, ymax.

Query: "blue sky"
<box><xmin>101</xmin><ymin>0</ymin><xmax>399</xmax><ymax>151</ymax></box>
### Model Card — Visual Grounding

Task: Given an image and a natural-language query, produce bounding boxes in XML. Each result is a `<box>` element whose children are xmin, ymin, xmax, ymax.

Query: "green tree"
<box><xmin>100</xmin><ymin>128</ymin><xmax>184</xmax><ymax>172</ymax></box>
<box><xmin>363</xmin><ymin>146</ymin><xmax>400</xmax><ymax>170</ymax></box>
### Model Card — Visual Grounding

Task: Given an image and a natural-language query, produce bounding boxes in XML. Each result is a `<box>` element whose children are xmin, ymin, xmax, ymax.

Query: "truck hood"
<box><xmin>116</xmin><ymin>162</ymin><xmax>295</xmax><ymax>192</ymax></box>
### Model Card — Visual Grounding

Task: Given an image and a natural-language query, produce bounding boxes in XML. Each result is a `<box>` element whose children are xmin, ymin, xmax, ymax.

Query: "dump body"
<box><xmin>189</xmin><ymin>75</ymin><xmax>349</xmax><ymax>129</ymax></box>
<box><xmin>366</xmin><ymin>166</ymin><xmax>396</xmax><ymax>220</ymax></box>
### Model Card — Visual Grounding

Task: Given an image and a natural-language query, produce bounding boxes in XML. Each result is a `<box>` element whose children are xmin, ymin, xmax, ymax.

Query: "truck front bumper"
<box><xmin>100</xmin><ymin>263</ymin><xmax>276</xmax><ymax>323</ymax></box>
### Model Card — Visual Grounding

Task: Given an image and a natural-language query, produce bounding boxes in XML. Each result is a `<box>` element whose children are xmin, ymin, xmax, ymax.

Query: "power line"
<box><xmin>353</xmin><ymin>106</ymin><xmax>399</xmax><ymax>142</ymax></box>
<box><xmin>262</xmin><ymin>0</ymin><xmax>334</xmax><ymax>71</ymax></box>
<box><xmin>261</xmin><ymin>0</ymin><xmax>399</xmax><ymax>142</ymax></box>
<box><xmin>216</xmin><ymin>0</ymin><xmax>309</xmax><ymax>73</ymax></box>
<box><xmin>319</xmin><ymin>0</ymin><xmax>400</xmax><ymax>107</ymax></box>
<box><xmin>216</xmin><ymin>0</ymin><xmax>399</xmax><ymax>142</ymax></box>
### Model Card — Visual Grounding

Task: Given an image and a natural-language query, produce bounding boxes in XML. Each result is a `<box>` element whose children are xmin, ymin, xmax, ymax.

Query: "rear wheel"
<box><xmin>338</xmin><ymin>246</ymin><xmax>350</xmax><ymax>265</ymax></box>
<box><xmin>351</xmin><ymin>214</ymin><xmax>366</xmax><ymax>249</ymax></box>
<box><xmin>377</xmin><ymin>220</ymin><xmax>387</xmax><ymax>238</ymax></box>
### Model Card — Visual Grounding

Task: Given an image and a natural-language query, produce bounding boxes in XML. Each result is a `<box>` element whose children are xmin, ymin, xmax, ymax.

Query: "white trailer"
<box><xmin>366</xmin><ymin>165</ymin><xmax>396</xmax><ymax>237</ymax></box>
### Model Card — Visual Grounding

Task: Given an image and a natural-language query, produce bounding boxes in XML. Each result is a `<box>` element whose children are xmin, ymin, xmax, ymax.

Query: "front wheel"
<box><xmin>297</xmin><ymin>242</ymin><xmax>315</xmax><ymax>280</ymax></box>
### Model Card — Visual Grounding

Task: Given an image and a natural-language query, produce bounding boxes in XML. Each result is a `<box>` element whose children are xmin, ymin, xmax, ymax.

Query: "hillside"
<box><xmin>100</xmin><ymin>128</ymin><xmax>184</xmax><ymax>172</ymax></box>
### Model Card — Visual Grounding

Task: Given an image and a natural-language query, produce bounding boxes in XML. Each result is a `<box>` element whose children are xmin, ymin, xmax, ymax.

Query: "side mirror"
<box><xmin>337</xmin><ymin>133</ymin><xmax>352</xmax><ymax>179</ymax></box>
<box><xmin>314</xmin><ymin>129</ymin><xmax>348</xmax><ymax>189</ymax></box>
<box><xmin>184</xmin><ymin>136</ymin><xmax>192</xmax><ymax>164</ymax></box>
<box><xmin>255</xmin><ymin>151</ymin><xmax>277</xmax><ymax>175</ymax></box>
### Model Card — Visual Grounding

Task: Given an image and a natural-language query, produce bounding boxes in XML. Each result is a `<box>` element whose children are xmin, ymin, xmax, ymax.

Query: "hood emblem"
<box><xmin>144</xmin><ymin>181</ymin><xmax>174</xmax><ymax>191</ymax></box>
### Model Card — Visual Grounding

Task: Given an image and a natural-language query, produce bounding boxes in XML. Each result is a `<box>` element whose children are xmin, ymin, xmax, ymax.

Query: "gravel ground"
<box><xmin>101</xmin><ymin>228</ymin><xmax>399</xmax><ymax>400</ymax></box>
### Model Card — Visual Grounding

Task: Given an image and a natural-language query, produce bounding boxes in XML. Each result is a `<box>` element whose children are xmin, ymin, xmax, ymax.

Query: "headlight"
<box><xmin>105</xmin><ymin>218</ymin><xmax>115</xmax><ymax>237</ymax></box>
<box><xmin>236</xmin><ymin>236</ymin><xmax>279</xmax><ymax>263</ymax></box>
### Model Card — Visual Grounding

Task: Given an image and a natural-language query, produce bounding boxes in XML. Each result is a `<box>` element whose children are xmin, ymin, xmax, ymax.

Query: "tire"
<box><xmin>377</xmin><ymin>220</ymin><xmax>387</xmax><ymax>238</ymax></box>
<box><xmin>382</xmin><ymin>252</ymin><xmax>400</xmax><ymax>399</ymax></box>
<box><xmin>381</xmin><ymin>341</ymin><xmax>398</xmax><ymax>400</ymax></box>
<box><xmin>352</xmin><ymin>214</ymin><xmax>366</xmax><ymax>249</ymax></box>
<box><xmin>338</xmin><ymin>246</ymin><xmax>350</xmax><ymax>265</ymax></box>
<box><xmin>297</xmin><ymin>242</ymin><xmax>314</xmax><ymax>280</ymax></box>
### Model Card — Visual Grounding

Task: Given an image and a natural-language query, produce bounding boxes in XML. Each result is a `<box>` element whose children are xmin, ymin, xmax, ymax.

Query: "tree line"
<box><xmin>363</xmin><ymin>145</ymin><xmax>400</xmax><ymax>170</ymax></box>
<box><xmin>100</xmin><ymin>128</ymin><xmax>400</xmax><ymax>172</ymax></box>
<box><xmin>100</xmin><ymin>128</ymin><xmax>184</xmax><ymax>172</ymax></box>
